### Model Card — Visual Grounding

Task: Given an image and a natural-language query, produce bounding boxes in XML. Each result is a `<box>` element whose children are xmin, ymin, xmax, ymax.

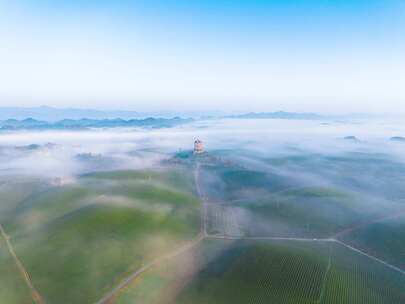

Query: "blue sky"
<box><xmin>1</xmin><ymin>0</ymin><xmax>404</xmax><ymax>113</ymax></box>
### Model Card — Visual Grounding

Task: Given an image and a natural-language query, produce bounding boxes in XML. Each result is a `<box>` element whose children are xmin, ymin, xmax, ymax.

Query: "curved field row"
<box><xmin>1</xmin><ymin>168</ymin><xmax>201</xmax><ymax>304</ymax></box>
<box><xmin>114</xmin><ymin>239</ymin><xmax>405</xmax><ymax>304</ymax></box>
<box><xmin>321</xmin><ymin>243</ymin><xmax>405</xmax><ymax>303</ymax></box>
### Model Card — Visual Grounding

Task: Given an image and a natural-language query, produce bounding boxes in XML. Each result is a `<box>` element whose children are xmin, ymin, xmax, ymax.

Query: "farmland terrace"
<box><xmin>0</xmin><ymin>153</ymin><xmax>404</xmax><ymax>304</ymax></box>
<box><xmin>101</xmin><ymin>160</ymin><xmax>405</xmax><ymax>304</ymax></box>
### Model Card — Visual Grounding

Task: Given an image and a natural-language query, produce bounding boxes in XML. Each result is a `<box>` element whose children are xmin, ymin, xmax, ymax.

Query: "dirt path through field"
<box><xmin>0</xmin><ymin>223</ymin><xmax>45</xmax><ymax>304</ymax></box>
<box><xmin>96</xmin><ymin>163</ymin><xmax>207</xmax><ymax>304</ymax></box>
<box><xmin>194</xmin><ymin>162</ymin><xmax>208</xmax><ymax>236</ymax></box>
<box><xmin>96</xmin><ymin>234</ymin><xmax>205</xmax><ymax>304</ymax></box>
<box><xmin>334</xmin><ymin>239</ymin><xmax>405</xmax><ymax>275</ymax></box>
<box><xmin>95</xmin><ymin>162</ymin><xmax>405</xmax><ymax>304</ymax></box>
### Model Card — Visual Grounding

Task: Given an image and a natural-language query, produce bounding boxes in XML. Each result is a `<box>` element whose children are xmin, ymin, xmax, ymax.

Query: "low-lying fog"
<box><xmin>2</xmin><ymin>117</ymin><xmax>405</xmax><ymax>274</ymax></box>
<box><xmin>1</xmin><ymin>118</ymin><xmax>405</xmax><ymax>180</ymax></box>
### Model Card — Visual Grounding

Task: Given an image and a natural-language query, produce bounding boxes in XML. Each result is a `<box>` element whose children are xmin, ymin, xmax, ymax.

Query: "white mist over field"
<box><xmin>0</xmin><ymin>118</ymin><xmax>405</xmax><ymax>179</ymax></box>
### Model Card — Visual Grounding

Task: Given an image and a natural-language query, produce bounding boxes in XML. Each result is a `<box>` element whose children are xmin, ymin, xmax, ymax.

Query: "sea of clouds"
<box><xmin>0</xmin><ymin>118</ymin><xmax>404</xmax><ymax>180</ymax></box>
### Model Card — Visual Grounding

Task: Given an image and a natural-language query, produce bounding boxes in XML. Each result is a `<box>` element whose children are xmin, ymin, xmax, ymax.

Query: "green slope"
<box><xmin>115</xmin><ymin>239</ymin><xmax>405</xmax><ymax>304</ymax></box>
<box><xmin>0</xmin><ymin>237</ymin><xmax>33</xmax><ymax>304</ymax></box>
<box><xmin>1</xmin><ymin>168</ymin><xmax>200</xmax><ymax>304</ymax></box>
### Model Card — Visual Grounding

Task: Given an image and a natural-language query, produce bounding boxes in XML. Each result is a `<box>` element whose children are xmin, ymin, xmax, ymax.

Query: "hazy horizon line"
<box><xmin>1</xmin><ymin>104</ymin><xmax>404</xmax><ymax>117</ymax></box>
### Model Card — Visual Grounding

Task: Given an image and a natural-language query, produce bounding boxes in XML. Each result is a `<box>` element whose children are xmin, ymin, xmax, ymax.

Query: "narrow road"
<box><xmin>194</xmin><ymin>162</ymin><xmax>207</xmax><ymax>236</ymax></box>
<box><xmin>208</xmin><ymin>234</ymin><xmax>405</xmax><ymax>276</ymax></box>
<box><xmin>206</xmin><ymin>235</ymin><xmax>335</xmax><ymax>242</ymax></box>
<box><xmin>95</xmin><ymin>234</ymin><xmax>204</xmax><ymax>304</ymax></box>
<box><xmin>195</xmin><ymin>163</ymin><xmax>405</xmax><ymax>277</ymax></box>
<box><xmin>334</xmin><ymin>239</ymin><xmax>405</xmax><ymax>276</ymax></box>
<box><xmin>96</xmin><ymin>163</ymin><xmax>207</xmax><ymax>304</ymax></box>
<box><xmin>0</xmin><ymin>223</ymin><xmax>45</xmax><ymax>304</ymax></box>
<box><xmin>316</xmin><ymin>244</ymin><xmax>332</xmax><ymax>304</ymax></box>
<box><xmin>95</xmin><ymin>162</ymin><xmax>405</xmax><ymax>304</ymax></box>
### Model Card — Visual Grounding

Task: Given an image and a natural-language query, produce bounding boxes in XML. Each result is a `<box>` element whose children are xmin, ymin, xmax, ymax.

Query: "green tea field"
<box><xmin>114</xmin><ymin>239</ymin><xmax>405</xmax><ymax>304</ymax></box>
<box><xmin>0</xmin><ymin>168</ymin><xmax>200</xmax><ymax>304</ymax></box>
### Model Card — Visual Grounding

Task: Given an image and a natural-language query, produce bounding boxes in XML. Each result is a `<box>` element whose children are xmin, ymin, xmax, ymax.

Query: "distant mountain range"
<box><xmin>0</xmin><ymin>106</ymin><xmax>394</xmax><ymax>123</ymax></box>
<box><xmin>0</xmin><ymin>107</ymin><xmax>328</xmax><ymax>121</ymax></box>
<box><xmin>0</xmin><ymin>106</ymin><xmax>142</xmax><ymax>121</ymax></box>
<box><xmin>0</xmin><ymin>117</ymin><xmax>192</xmax><ymax>131</ymax></box>
<box><xmin>0</xmin><ymin>106</ymin><xmax>229</xmax><ymax>121</ymax></box>
<box><xmin>228</xmin><ymin>111</ymin><xmax>325</xmax><ymax>120</ymax></box>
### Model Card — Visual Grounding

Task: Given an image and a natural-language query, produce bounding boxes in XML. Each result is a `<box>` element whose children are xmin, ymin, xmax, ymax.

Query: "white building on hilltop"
<box><xmin>194</xmin><ymin>139</ymin><xmax>204</xmax><ymax>154</ymax></box>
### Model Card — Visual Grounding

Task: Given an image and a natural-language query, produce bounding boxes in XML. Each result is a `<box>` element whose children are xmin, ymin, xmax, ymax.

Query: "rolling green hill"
<box><xmin>0</xmin><ymin>237</ymin><xmax>33</xmax><ymax>304</ymax></box>
<box><xmin>339</xmin><ymin>215</ymin><xmax>405</xmax><ymax>270</ymax></box>
<box><xmin>115</xmin><ymin>239</ymin><xmax>405</xmax><ymax>304</ymax></box>
<box><xmin>0</xmin><ymin>167</ymin><xmax>201</xmax><ymax>304</ymax></box>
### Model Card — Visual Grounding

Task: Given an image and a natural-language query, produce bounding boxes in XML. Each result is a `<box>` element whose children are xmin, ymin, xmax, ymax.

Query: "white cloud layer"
<box><xmin>1</xmin><ymin>118</ymin><xmax>405</xmax><ymax>179</ymax></box>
